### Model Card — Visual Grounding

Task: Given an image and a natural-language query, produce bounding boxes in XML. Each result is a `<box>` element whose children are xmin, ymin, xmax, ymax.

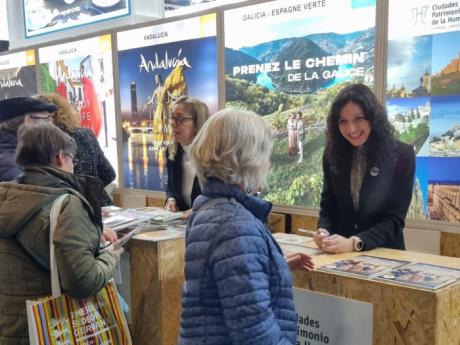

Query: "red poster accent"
<box><xmin>80</xmin><ymin>76</ymin><xmax>101</xmax><ymax>137</ymax></box>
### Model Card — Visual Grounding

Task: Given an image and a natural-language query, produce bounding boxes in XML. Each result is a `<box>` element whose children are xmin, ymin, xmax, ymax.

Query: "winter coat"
<box><xmin>67</xmin><ymin>127</ymin><xmax>116</xmax><ymax>206</ymax></box>
<box><xmin>179</xmin><ymin>178</ymin><xmax>296</xmax><ymax>345</ymax></box>
<box><xmin>0</xmin><ymin>129</ymin><xmax>21</xmax><ymax>182</ymax></box>
<box><xmin>0</xmin><ymin>166</ymin><xmax>118</xmax><ymax>345</ymax></box>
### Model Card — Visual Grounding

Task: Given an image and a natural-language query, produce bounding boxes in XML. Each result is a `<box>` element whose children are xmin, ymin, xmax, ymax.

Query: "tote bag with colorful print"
<box><xmin>26</xmin><ymin>194</ymin><xmax>131</xmax><ymax>345</ymax></box>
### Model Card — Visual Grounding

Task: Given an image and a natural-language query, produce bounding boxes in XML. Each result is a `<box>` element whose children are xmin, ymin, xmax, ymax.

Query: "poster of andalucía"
<box><xmin>387</xmin><ymin>0</ymin><xmax>460</xmax><ymax>223</ymax></box>
<box><xmin>224</xmin><ymin>0</ymin><xmax>376</xmax><ymax>207</ymax></box>
<box><xmin>38</xmin><ymin>34</ymin><xmax>119</xmax><ymax>180</ymax></box>
<box><xmin>0</xmin><ymin>50</ymin><xmax>37</xmax><ymax>100</ymax></box>
<box><xmin>117</xmin><ymin>14</ymin><xmax>218</xmax><ymax>191</ymax></box>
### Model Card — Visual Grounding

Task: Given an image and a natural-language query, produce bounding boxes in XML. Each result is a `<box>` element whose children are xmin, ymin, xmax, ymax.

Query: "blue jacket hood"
<box><xmin>195</xmin><ymin>177</ymin><xmax>272</xmax><ymax>223</ymax></box>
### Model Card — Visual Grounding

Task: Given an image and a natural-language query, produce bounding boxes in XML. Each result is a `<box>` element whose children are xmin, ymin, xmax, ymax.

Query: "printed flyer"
<box><xmin>224</xmin><ymin>0</ymin><xmax>376</xmax><ymax>207</ymax></box>
<box><xmin>0</xmin><ymin>50</ymin><xmax>37</xmax><ymax>99</ymax></box>
<box><xmin>117</xmin><ymin>14</ymin><xmax>218</xmax><ymax>190</ymax></box>
<box><xmin>387</xmin><ymin>0</ymin><xmax>460</xmax><ymax>223</ymax></box>
<box><xmin>38</xmin><ymin>34</ymin><xmax>118</xmax><ymax>179</ymax></box>
<box><xmin>23</xmin><ymin>0</ymin><xmax>130</xmax><ymax>37</ymax></box>
<box><xmin>376</xmin><ymin>262</ymin><xmax>460</xmax><ymax>290</ymax></box>
<box><xmin>319</xmin><ymin>255</ymin><xmax>410</xmax><ymax>278</ymax></box>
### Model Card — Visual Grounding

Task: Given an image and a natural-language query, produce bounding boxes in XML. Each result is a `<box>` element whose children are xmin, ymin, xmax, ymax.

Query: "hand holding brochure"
<box><xmin>100</xmin><ymin>225</ymin><xmax>144</xmax><ymax>252</ymax></box>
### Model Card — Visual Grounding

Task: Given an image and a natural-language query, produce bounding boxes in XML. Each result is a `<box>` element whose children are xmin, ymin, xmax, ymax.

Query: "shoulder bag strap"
<box><xmin>49</xmin><ymin>194</ymin><xmax>69</xmax><ymax>298</ymax></box>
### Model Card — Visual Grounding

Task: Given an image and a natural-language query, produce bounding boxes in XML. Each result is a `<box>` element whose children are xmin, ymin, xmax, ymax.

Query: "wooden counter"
<box><xmin>292</xmin><ymin>246</ymin><xmax>460</xmax><ymax>345</ymax></box>
<box><xmin>128</xmin><ymin>230</ymin><xmax>460</xmax><ymax>345</ymax></box>
<box><xmin>129</xmin><ymin>233</ymin><xmax>185</xmax><ymax>345</ymax></box>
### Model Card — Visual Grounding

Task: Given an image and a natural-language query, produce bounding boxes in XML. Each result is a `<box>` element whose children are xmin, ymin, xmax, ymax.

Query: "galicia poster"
<box><xmin>224</xmin><ymin>0</ymin><xmax>376</xmax><ymax>207</ymax></box>
<box><xmin>0</xmin><ymin>50</ymin><xmax>37</xmax><ymax>100</ymax></box>
<box><xmin>38</xmin><ymin>35</ymin><xmax>118</xmax><ymax>180</ymax></box>
<box><xmin>23</xmin><ymin>0</ymin><xmax>130</xmax><ymax>38</ymax></box>
<box><xmin>387</xmin><ymin>0</ymin><xmax>460</xmax><ymax>223</ymax></box>
<box><xmin>117</xmin><ymin>14</ymin><xmax>218</xmax><ymax>191</ymax></box>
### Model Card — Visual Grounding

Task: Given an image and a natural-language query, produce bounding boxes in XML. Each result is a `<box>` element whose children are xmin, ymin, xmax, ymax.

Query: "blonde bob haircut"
<box><xmin>191</xmin><ymin>108</ymin><xmax>273</xmax><ymax>192</ymax></box>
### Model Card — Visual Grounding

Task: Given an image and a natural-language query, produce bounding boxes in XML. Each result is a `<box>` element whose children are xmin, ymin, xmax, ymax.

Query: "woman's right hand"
<box><xmin>108</xmin><ymin>246</ymin><xmax>124</xmax><ymax>262</ymax></box>
<box><xmin>165</xmin><ymin>198</ymin><xmax>178</xmax><ymax>212</ymax></box>
<box><xmin>313</xmin><ymin>228</ymin><xmax>330</xmax><ymax>248</ymax></box>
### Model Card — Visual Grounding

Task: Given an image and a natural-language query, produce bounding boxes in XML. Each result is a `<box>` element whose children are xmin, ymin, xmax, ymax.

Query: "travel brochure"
<box><xmin>272</xmin><ymin>233</ymin><xmax>323</xmax><ymax>257</ymax></box>
<box><xmin>272</xmin><ymin>232</ymin><xmax>313</xmax><ymax>246</ymax></box>
<box><xmin>319</xmin><ymin>255</ymin><xmax>460</xmax><ymax>290</ymax></box>
<box><xmin>279</xmin><ymin>243</ymin><xmax>323</xmax><ymax>257</ymax></box>
<box><xmin>375</xmin><ymin>263</ymin><xmax>460</xmax><ymax>290</ymax></box>
<box><xmin>320</xmin><ymin>256</ymin><xmax>410</xmax><ymax>278</ymax></box>
<box><xmin>102</xmin><ymin>207</ymin><xmax>185</xmax><ymax>231</ymax></box>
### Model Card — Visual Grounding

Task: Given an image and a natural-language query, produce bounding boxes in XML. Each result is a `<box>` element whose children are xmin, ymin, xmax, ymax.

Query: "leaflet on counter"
<box><xmin>374</xmin><ymin>263</ymin><xmax>460</xmax><ymax>291</ymax></box>
<box><xmin>318</xmin><ymin>255</ymin><xmax>410</xmax><ymax>278</ymax></box>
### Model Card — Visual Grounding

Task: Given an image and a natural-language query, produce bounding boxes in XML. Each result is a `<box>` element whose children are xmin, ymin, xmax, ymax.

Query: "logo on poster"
<box><xmin>0</xmin><ymin>75</ymin><xmax>23</xmax><ymax>89</ymax></box>
<box><xmin>412</xmin><ymin>6</ymin><xmax>429</xmax><ymax>25</ymax></box>
<box><xmin>138</xmin><ymin>49</ymin><xmax>192</xmax><ymax>73</ymax></box>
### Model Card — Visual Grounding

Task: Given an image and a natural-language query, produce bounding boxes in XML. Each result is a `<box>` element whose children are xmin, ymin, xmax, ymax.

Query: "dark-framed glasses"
<box><xmin>169</xmin><ymin>116</ymin><xmax>194</xmax><ymax>125</ymax></box>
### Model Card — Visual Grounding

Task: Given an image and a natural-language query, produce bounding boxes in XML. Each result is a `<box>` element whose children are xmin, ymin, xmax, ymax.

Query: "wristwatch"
<box><xmin>351</xmin><ymin>236</ymin><xmax>364</xmax><ymax>251</ymax></box>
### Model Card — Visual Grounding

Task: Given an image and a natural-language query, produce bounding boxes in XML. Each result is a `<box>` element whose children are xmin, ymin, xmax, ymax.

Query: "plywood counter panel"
<box><xmin>129</xmin><ymin>236</ymin><xmax>185</xmax><ymax>345</ymax></box>
<box><xmin>292</xmin><ymin>247</ymin><xmax>460</xmax><ymax>345</ymax></box>
<box><xmin>441</xmin><ymin>232</ymin><xmax>460</xmax><ymax>258</ymax></box>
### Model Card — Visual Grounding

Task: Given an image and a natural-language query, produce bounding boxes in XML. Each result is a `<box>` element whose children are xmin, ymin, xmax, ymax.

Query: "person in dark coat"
<box><xmin>37</xmin><ymin>93</ymin><xmax>116</xmax><ymax>206</ymax></box>
<box><xmin>315</xmin><ymin>84</ymin><xmax>415</xmax><ymax>253</ymax></box>
<box><xmin>0</xmin><ymin>97</ymin><xmax>57</xmax><ymax>182</ymax></box>
<box><xmin>164</xmin><ymin>96</ymin><xmax>210</xmax><ymax>216</ymax></box>
<box><xmin>179</xmin><ymin>109</ymin><xmax>313</xmax><ymax>345</ymax></box>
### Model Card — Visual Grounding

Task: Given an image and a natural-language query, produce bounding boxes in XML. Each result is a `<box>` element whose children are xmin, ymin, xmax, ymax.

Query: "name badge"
<box><xmin>370</xmin><ymin>167</ymin><xmax>380</xmax><ymax>177</ymax></box>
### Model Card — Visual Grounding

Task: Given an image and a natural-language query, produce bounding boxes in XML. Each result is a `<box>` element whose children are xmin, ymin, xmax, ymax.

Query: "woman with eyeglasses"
<box><xmin>164</xmin><ymin>96</ymin><xmax>210</xmax><ymax>217</ymax></box>
<box><xmin>36</xmin><ymin>93</ymin><xmax>116</xmax><ymax>206</ymax></box>
<box><xmin>314</xmin><ymin>83</ymin><xmax>415</xmax><ymax>254</ymax></box>
<box><xmin>0</xmin><ymin>122</ymin><xmax>122</xmax><ymax>342</ymax></box>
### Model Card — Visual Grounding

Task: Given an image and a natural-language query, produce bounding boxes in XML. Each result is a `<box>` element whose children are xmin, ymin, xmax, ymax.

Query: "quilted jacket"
<box><xmin>179</xmin><ymin>178</ymin><xmax>296</xmax><ymax>345</ymax></box>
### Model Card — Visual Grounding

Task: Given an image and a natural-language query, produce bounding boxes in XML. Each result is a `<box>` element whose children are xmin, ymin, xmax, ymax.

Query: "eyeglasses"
<box><xmin>169</xmin><ymin>116</ymin><xmax>194</xmax><ymax>125</ymax></box>
<box><xmin>28</xmin><ymin>113</ymin><xmax>52</xmax><ymax>121</ymax></box>
<box><xmin>65</xmin><ymin>153</ymin><xmax>78</xmax><ymax>165</ymax></box>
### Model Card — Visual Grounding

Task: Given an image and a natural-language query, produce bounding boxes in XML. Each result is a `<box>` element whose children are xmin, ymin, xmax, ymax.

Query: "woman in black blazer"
<box><xmin>164</xmin><ymin>96</ymin><xmax>210</xmax><ymax>216</ymax></box>
<box><xmin>315</xmin><ymin>84</ymin><xmax>415</xmax><ymax>253</ymax></box>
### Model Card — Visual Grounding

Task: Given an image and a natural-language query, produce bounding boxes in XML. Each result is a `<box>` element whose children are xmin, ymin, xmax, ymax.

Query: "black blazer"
<box><xmin>165</xmin><ymin>145</ymin><xmax>201</xmax><ymax>211</ymax></box>
<box><xmin>318</xmin><ymin>141</ymin><xmax>415</xmax><ymax>251</ymax></box>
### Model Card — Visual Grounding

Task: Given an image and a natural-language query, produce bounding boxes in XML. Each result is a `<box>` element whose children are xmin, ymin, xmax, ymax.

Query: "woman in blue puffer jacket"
<box><xmin>179</xmin><ymin>109</ymin><xmax>310</xmax><ymax>345</ymax></box>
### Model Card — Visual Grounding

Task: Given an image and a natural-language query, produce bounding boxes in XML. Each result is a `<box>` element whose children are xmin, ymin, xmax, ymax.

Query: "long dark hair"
<box><xmin>325</xmin><ymin>83</ymin><xmax>396</xmax><ymax>173</ymax></box>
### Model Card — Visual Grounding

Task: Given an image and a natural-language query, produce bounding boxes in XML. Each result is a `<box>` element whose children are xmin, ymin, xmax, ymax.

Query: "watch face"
<box><xmin>354</xmin><ymin>238</ymin><xmax>363</xmax><ymax>251</ymax></box>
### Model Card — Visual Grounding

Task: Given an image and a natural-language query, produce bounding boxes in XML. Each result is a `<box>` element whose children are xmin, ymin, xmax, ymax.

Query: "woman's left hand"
<box><xmin>321</xmin><ymin>234</ymin><xmax>354</xmax><ymax>254</ymax></box>
<box><xmin>285</xmin><ymin>252</ymin><xmax>315</xmax><ymax>271</ymax></box>
<box><xmin>101</xmin><ymin>227</ymin><xmax>118</xmax><ymax>244</ymax></box>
